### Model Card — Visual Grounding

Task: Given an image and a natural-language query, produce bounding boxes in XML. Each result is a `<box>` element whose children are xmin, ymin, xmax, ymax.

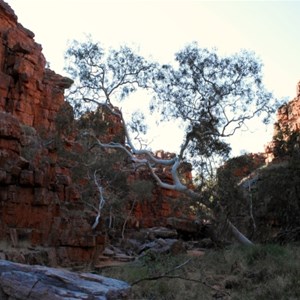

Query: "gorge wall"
<box><xmin>222</xmin><ymin>81</ymin><xmax>300</xmax><ymax>243</ymax></box>
<box><xmin>0</xmin><ymin>0</ymin><xmax>103</xmax><ymax>267</ymax></box>
<box><xmin>0</xmin><ymin>1</ymin><xmax>73</xmax><ymax>130</ymax></box>
<box><xmin>265</xmin><ymin>81</ymin><xmax>300</xmax><ymax>163</ymax></box>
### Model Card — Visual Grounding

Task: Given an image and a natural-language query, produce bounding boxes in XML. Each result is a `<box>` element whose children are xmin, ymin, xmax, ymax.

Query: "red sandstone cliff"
<box><xmin>265</xmin><ymin>81</ymin><xmax>300</xmax><ymax>163</ymax></box>
<box><xmin>0</xmin><ymin>1</ymin><xmax>73</xmax><ymax>130</ymax></box>
<box><xmin>0</xmin><ymin>1</ymin><xmax>104</xmax><ymax>266</ymax></box>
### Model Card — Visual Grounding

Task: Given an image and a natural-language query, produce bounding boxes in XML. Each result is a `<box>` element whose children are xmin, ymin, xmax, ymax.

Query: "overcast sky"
<box><xmin>8</xmin><ymin>0</ymin><xmax>300</xmax><ymax>156</ymax></box>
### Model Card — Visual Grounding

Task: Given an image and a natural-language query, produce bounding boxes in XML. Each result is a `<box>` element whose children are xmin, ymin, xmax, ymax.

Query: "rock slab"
<box><xmin>0</xmin><ymin>259</ymin><xmax>130</xmax><ymax>299</ymax></box>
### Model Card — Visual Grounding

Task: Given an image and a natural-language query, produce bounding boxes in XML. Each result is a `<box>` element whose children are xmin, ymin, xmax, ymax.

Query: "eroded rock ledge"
<box><xmin>0</xmin><ymin>0</ymin><xmax>73</xmax><ymax>130</ymax></box>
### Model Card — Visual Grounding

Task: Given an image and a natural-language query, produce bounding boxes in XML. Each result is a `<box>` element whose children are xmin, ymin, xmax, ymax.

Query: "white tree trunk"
<box><xmin>226</xmin><ymin>220</ymin><xmax>254</xmax><ymax>246</ymax></box>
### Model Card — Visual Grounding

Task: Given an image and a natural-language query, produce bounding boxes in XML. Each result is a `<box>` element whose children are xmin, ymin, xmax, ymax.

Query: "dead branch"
<box><xmin>91</xmin><ymin>170</ymin><xmax>106</xmax><ymax>230</ymax></box>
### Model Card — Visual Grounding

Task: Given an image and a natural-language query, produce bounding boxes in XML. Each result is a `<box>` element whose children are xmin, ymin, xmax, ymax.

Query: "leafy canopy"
<box><xmin>151</xmin><ymin>43</ymin><xmax>276</xmax><ymax>164</ymax></box>
<box><xmin>64</xmin><ymin>36</ymin><xmax>154</xmax><ymax>116</ymax></box>
<box><xmin>64</xmin><ymin>38</ymin><xmax>278</xmax><ymax>174</ymax></box>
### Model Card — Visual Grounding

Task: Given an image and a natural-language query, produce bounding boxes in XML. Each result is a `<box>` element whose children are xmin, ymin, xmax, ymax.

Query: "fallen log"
<box><xmin>0</xmin><ymin>259</ymin><xmax>130</xmax><ymax>299</ymax></box>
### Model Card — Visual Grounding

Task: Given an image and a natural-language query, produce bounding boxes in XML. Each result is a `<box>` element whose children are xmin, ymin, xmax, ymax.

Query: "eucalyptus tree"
<box><xmin>64</xmin><ymin>38</ymin><xmax>278</xmax><ymax>245</ymax></box>
<box><xmin>152</xmin><ymin>44</ymin><xmax>275</xmax><ymax>171</ymax></box>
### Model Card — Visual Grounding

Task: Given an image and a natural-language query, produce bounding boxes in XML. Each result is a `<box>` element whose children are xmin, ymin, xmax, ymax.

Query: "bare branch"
<box><xmin>91</xmin><ymin>170</ymin><xmax>106</xmax><ymax>230</ymax></box>
<box><xmin>226</xmin><ymin>220</ymin><xmax>254</xmax><ymax>246</ymax></box>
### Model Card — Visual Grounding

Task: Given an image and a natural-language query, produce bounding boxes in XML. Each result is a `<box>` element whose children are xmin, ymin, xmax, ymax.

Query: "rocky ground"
<box><xmin>94</xmin><ymin>226</ymin><xmax>211</xmax><ymax>270</ymax></box>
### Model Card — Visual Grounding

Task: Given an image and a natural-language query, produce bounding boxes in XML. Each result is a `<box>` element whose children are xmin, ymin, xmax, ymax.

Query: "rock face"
<box><xmin>265</xmin><ymin>80</ymin><xmax>300</xmax><ymax>163</ymax></box>
<box><xmin>276</xmin><ymin>81</ymin><xmax>300</xmax><ymax>134</ymax></box>
<box><xmin>0</xmin><ymin>259</ymin><xmax>130</xmax><ymax>299</ymax></box>
<box><xmin>220</xmin><ymin>82</ymin><xmax>300</xmax><ymax>243</ymax></box>
<box><xmin>0</xmin><ymin>0</ymin><xmax>73</xmax><ymax>130</ymax></box>
<box><xmin>0</xmin><ymin>0</ymin><xmax>105</xmax><ymax>267</ymax></box>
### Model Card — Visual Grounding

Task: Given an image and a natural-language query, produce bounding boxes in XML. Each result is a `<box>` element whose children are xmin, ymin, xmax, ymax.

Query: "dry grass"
<box><xmin>97</xmin><ymin>243</ymin><xmax>300</xmax><ymax>299</ymax></box>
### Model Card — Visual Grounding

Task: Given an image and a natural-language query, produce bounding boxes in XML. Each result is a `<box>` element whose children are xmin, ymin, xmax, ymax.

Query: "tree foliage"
<box><xmin>65</xmin><ymin>38</ymin><xmax>277</xmax><ymax>164</ymax></box>
<box><xmin>151</xmin><ymin>43</ymin><xmax>276</xmax><ymax>167</ymax></box>
<box><xmin>64</xmin><ymin>36</ymin><xmax>154</xmax><ymax>117</ymax></box>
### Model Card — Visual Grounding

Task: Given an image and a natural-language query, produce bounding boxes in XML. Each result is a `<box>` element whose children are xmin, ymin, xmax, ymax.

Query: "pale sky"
<box><xmin>8</xmin><ymin>0</ymin><xmax>300</xmax><ymax>156</ymax></box>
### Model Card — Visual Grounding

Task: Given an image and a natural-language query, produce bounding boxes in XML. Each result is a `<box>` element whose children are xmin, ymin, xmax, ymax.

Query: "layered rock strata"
<box><xmin>265</xmin><ymin>81</ymin><xmax>300</xmax><ymax>162</ymax></box>
<box><xmin>0</xmin><ymin>1</ymin><xmax>104</xmax><ymax>266</ymax></box>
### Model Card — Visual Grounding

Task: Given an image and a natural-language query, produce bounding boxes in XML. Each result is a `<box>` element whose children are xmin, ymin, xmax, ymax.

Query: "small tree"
<box><xmin>64</xmin><ymin>38</ymin><xmax>279</xmax><ymax>245</ymax></box>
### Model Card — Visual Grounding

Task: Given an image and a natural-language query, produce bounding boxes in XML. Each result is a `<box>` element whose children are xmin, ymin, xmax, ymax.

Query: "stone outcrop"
<box><xmin>265</xmin><ymin>81</ymin><xmax>300</xmax><ymax>163</ymax></box>
<box><xmin>0</xmin><ymin>0</ymin><xmax>73</xmax><ymax>131</ymax></box>
<box><xmin>0</xmin><ymin>259</ymin><xmax>130</xmax><ymax>299</ymax></box>
<box><xmin>220</xmin><ymin>82</ymin><xmax>300</xmax><ymax>243</ymax></box>
<box><xmin>0</xmin><ymin>0</ymin><xmax>105</xmax><ymax>267</ymax></box>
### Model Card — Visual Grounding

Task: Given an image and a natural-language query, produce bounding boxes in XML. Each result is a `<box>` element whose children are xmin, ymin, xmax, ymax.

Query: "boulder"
<box><xmin>145</xmin><ymin>227</ymin><xmax>178</xmax><ymax>239</ymax></box>
<box><xmin>167</xmin><ymin>217</ymin><xmax>204</xmax><ymax>240</ymax></box>
<box><xmin>138</xmin><ymin>238</ymin><xmax>186</xmax><ymax>256</ymax></box>
<box><xmin>0</xmin><ymin>259</ymin><xmax>130</xmax><ymax>299</ymax></box>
